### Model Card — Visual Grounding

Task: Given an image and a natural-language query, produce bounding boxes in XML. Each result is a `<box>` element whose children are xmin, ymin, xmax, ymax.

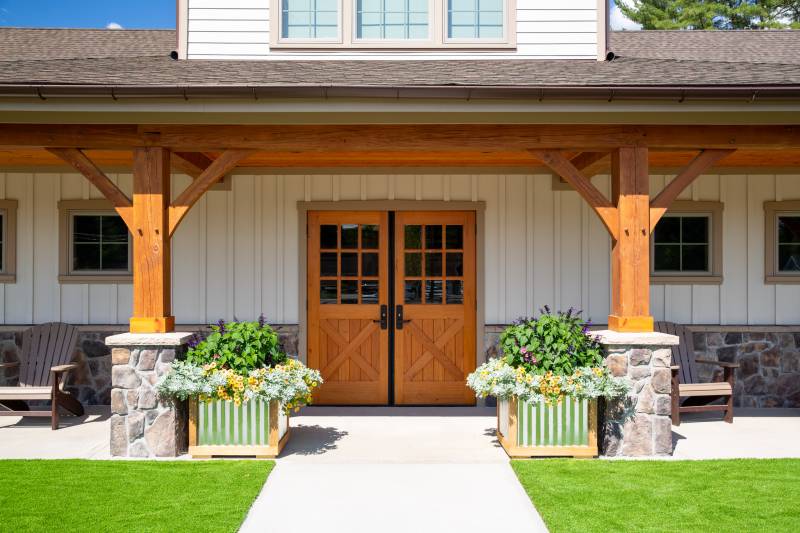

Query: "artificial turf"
<box><xmin>512</xmin><ymin>458</ymin><xmax>800</xmax><ymax>533</ymax></box>
<box><xmin>0</xmin><ymin>460</ymin><xmax>273</xmax><ymax>533</ymax></box>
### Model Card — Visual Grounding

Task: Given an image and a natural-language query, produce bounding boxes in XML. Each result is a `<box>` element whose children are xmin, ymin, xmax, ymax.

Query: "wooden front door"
<box><xmin>307</xmin><ymin>210</ymin><xmax>476</xmax><ymax>405</ymax></box>
<box><xmin>307</xmin><ymin>211</ymin><xmax>390</xmax><ymax>404</ymax></box>
<box><xmin>394</xmin><ymin>211</ymin><xmax>476</xmax><ymax>405</ymax></box>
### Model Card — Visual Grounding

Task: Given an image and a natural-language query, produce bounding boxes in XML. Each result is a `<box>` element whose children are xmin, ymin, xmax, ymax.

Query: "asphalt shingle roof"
<box><xmin>0</xmin><ymin>28</ymin><xmax>799</xmax><ymax>91</ymax></box>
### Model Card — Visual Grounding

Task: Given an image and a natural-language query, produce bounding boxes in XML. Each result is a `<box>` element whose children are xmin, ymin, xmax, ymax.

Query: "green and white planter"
<box><xmin>189</xmin><ymin>398</ymin><xmax>290</xmax><ymax>458</ymax></box>
<box><xmin>496</xmin><ymin>396</ymin><xmax>598</xmax><ymax>458</ymax></box>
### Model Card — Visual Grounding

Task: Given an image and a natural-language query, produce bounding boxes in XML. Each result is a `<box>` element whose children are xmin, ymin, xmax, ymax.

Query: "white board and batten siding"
<box><xmin>0</xmin><ymin>172</ymin><xmax>798</xmax><ymax>326</ymax></box>
<box><xmin>186</xmin><ymin>0</ymin><xmax>601</xmax><ymax>59</ymax></box>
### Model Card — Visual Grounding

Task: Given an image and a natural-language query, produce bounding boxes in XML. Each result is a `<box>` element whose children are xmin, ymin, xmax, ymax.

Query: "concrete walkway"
<box><xmin>239</xmin><ymin>407</ymin><xmax>548</xmax><ymax>533</ymax></box>
<box><xmin>0</xmin><ymin>406</ymin><xmax>110</xmax><ymax>459</ymax></box>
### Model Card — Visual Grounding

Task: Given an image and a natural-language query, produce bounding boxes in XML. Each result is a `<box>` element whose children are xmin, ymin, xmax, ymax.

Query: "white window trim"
<box><xmin>269</xmin><ymin>0</ymin><xmax>516</xmax><ymax>49</ymax></box>
<box><xmin>58</xmin><ymin>200</ymin><xmax>132</xmax><ymax>284</ymax></box>
<box><xmin>765</xmin><ymin>201</ymin><xmax>800</xmax><ymax>283</ymax></box>
<box><xmin>650</xmin><ymin>201</ymin><xmax>723</xmax><ymax>285</ymax></box>
<box><xmin>0</xmin><ymin>200</ymin><xmax>17</xmax><ymax>283</ymax></box>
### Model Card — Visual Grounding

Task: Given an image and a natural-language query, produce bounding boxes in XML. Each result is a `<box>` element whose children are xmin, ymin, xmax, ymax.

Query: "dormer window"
<box><xmin>270</xmin><ymin>0</ymin><xmax>514</xmax><ymax>48</ymax></box>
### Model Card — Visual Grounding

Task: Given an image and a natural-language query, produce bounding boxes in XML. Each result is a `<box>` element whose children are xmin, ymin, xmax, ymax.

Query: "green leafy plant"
<box><xmin>186</xmin><ymin>317</ymin><xmax>287</xmax><ymax>374</ymax></box>
<box><xmin>499</xmin><ymin>306</ymin><xmax>603</xmax><ymax>375</ymax></box>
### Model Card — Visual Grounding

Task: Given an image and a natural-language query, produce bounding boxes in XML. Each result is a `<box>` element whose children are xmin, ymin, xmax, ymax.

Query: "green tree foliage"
<box><xmin>618</xmin><ymin>0</ymin><xmax>800</xmax><ymax>30</ymax></box>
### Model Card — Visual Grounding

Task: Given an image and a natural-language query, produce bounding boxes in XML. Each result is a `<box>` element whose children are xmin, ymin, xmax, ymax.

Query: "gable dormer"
<box><xmin>177</xmin><ymin>0</ymin><xmax>607</xmax><ymax>60</ymax></box>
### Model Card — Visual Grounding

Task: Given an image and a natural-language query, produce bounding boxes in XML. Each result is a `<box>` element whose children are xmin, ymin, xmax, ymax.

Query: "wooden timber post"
<box><xmin>608</xmin><ymin>146</ymin><xmax>652</xmax><ymax>332</ymax></box>
<box><xmin>130</xmin><ymin>147</ymin><xmax>174</xmax><ymax>333</ymax></box>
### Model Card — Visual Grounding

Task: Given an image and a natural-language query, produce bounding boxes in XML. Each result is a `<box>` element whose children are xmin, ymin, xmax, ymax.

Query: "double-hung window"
<box><xmin>650</xmin><ymin>201</ymin><xmax>723</xmax><ymax>284</ymax></box>
<box><xmin>272</xmin><ymin>0</ymin><xmax>513</xmax><ymax>47</ymax></box>
<box><xmin>0</xmin><ymin>200</ymin><xmax>17</xmax><ymax>283</ymax></box>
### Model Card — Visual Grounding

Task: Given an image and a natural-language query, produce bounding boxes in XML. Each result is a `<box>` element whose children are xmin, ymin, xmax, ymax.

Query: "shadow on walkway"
<box><xmin>280</xmin><ymin>424</ymin><xmax>349</xmax><ymax>457</ymax></box>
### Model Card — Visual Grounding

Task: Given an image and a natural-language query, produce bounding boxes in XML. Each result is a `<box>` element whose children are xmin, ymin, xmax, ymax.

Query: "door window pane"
<box><xmin>361</xmin><ymin>280</ymin><xmax>379</xmax><ymax>303</ymax></box>
<box><xmin>404</xmin><ymin>225</ymin><xmax>422</xmax><ymax>249</ymax></box>
<box><xmin>341</xmin><ymin>253</ymin><xmax>358</xmax><ymax>276</ymax></box>
<box><xmin>320</xmin><ymin>225</ymin><xmax>338</xmax><ymax>248</ymax></box>
<box><xmin>778</xmin><ymin>216</ymin><xmax>800</xmax><ymax>272</ymax></box>
<box><xmin>424</xmin><ymin>225</ymin><xmax>442</xmax><ymax>249</ymax></box>
<box><xmin>445</xmin><ymin>225</ymin><xmax>463</xmax><ymax>249</ymax></box>
<box><xmin>447</xmin><ymin>0</ymin><xmax>503</xmax><ymax>39</ymax></box>
<box><xmin>405</xmin><ymin>253</ymin><xmax>422</xmax><ymax>276</ymax></box>
<box><xmin>341</xmin><ymin>280</ymin><xmax>359</xmax><ymax>304</ymax></box>
<box><xmin>446</xmin><ymin>280</ymin><xmax>463</xmax><ymax>304</ymax></box>
<box><xmin>361</xmin><ymin>225</ymin><xmax>380</xmax><ymax>249</ymax></box>
<box><xmin>446</xmin><ymin>252</ymin><xmax>463</xmax><ymax>276</ymax></box>
<box><xmin>425</xmin><ymin>280</ymin><xmax>442</xmax><ymax>304</ymax></box>
<box><xmin>425</xmin><ymin>252</ymin><xmax>442</xmax><ymax>277</ymax></box>
<box><xmin>282</xmin><ymin>0</ymin><xmax>339</xmax><ymax>39</ymax></box>
<box><xmin>320</xmin><ymin>280</ymin><xmax>338</xmax><ymax>304</ymax></box>
<box><xmin>362</xmin><ymin>253</ymin><xmax>379</xmax><ymax>277</ymax></box>
<box><xmin>405</xmin><ymin>280</ymin><xmax>422</xmax><ymax>303</ymax></box>
<box><xmin>341</xmin><ymin>224</ymin><xmax>359</xmax><ymax>248</ymax></box>
<box><xmin>321</xmin><ymin>252</ymin><xmax>338</xmax><ymax>276</ymax></box>
<box><xmin>356</xmin><ymin>0</ymin><xmax>428</xmax><ymax>40</ymax></box>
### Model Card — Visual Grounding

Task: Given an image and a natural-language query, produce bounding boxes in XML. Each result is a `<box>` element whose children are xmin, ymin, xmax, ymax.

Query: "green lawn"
<box><xmin>512</xmin><ymin>459</ymin><xmax>800</xmax><ymax>533</ymax></box>
<box><xmin>0</xmin><ymin>460</ymin><xmax>273</xmax><ymax>533</ymax></box>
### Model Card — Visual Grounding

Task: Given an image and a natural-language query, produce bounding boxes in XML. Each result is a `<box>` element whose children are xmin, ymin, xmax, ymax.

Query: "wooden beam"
<box><xmin>570</xmin><ymin>151</ymin><xmax>610</xmax><ymax>178</ymax></box>
<box><xmin>130</xmin><ymin>147</ymin><xmax>173</xmax><ymax>333</ymax></box>
<box><xmin>2</xmin><ymin>124</ymin><xmax>800</xmax><ymax>151</ymax></box>
<box><xmin>609</xmin><ymin>146</ymin><xmax>653</xmax><ymax>333</ymax></box>
<box><xmin>167</xmin><ymin>149</ymin><xmax>252</xmax><ymax>236</ymax></box>
<box><xmin>45</xmin><ymin>148</ymin><xmax>133</xmax><ymax>229</ymax></box>
<box><xmin>171</xmin><ymin>151</ymin><xmax>213</xmax><ymax>179</ymax></box>
<box><xmin>649</xmin><ymin>149</ymin><xmax>736</xmax><ymax>228</ymax></box>
<box><xmin>532</xmin><ymin>149</ymin><xmax>619</xmax><ymax>240</ymax></box>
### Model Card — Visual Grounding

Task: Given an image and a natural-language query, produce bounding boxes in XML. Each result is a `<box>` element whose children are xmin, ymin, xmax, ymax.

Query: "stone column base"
<box><xmin>106</xmin><ymin>332</ymin><xmax>193</xmax><ymax>457</ymax></box>
<box><xmin>595</xmin><ymin>330</ymin><xmax>679</xmax><ymax>457</ymax></box>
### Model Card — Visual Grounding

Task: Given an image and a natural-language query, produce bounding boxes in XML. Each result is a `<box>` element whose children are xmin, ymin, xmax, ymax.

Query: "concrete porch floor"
<box><xmin>0</xmin><ymin>406</ymin><xmax>798</xmax><ymax>461</ymax></box>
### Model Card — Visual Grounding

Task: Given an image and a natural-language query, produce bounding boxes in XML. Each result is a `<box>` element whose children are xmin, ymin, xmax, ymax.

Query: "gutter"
<box><xmin>1</xmin><ymin>84</ymin><xmax>800</xmax><ymax>102</ymax></box>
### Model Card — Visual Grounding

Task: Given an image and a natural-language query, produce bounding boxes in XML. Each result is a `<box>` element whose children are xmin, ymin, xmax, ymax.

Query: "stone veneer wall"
<box><xmin>690</xmin><ymin>329</ymin><xmax>800</xmax><ymax>408</ymax></box>
<box><xmin>0</xmin><ymin>324</ymin><xmax>300</xmax><ymax>406</ymax></box>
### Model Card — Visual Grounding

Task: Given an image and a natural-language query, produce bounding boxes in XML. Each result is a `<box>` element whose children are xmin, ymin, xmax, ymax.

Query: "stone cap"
<box><xmin>592</xmin><ymin>330</ymin><xmax>679</xmax><ymax>346</ymax></box>
<box><xmin>105</xmin><ymin>332</ymin><xmax>194</xmax><ymax>347</ymax></box>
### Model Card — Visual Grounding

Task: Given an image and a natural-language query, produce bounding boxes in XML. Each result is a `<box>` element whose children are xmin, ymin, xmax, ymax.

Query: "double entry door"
<box><xmin>307</xmin><ymin>210</ymin><xmax>476</xmax><ymax>405</ymax></box>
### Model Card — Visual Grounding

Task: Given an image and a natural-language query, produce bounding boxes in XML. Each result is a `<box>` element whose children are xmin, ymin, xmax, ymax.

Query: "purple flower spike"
<box><xmin>217</xmin><ymin>319</ymin><xmax>226</xmax><ymax>334</ymax></box>
<box><xmin>543</xmin><ymin>304</ymin><xmax>551</xmax><ymax>314</ymax></box>
<box><xmin>258</xmin><ymin>313</ymin><xmax>266</xmax><ymax>328</ymax></box>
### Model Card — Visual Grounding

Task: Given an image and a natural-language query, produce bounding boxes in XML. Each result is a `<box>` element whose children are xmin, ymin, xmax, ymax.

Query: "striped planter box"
<box><xmin>188</xmin><ymin>399</ymin><xmax>290</xmax><ymax>458</ymax></box>
<box><xmin>496</xmin><ymin>396</ymin><xmax>598</xmax><ymax>458</ymax></box>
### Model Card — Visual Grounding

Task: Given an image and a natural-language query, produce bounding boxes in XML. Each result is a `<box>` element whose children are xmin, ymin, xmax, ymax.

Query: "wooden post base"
<box><xmin>129</xmin><ymin>316</ymin><xmax>176</xmax><ymax>333</ymax></box>
<box><xmin>607</xmin><ymin>314</ymin><xmax>654</xmax><ymax>333</ymax></box>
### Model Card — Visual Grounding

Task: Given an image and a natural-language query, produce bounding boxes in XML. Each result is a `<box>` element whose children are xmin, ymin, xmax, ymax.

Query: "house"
<box><xmin>0</xmin><ymin>1</ymin><xmax>799</xmax><ymax>456</ymax></box>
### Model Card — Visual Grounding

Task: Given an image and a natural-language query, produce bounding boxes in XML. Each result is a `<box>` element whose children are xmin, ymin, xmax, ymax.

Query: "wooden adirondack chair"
<box><xmin>655</xmin><ymin>322</ymin><xmax>737</xmax><ymax>425</ymax></box>
<box><xmin>0</xmin><ymin>322</ymin><xmax>84</xmax><ymax>429</ymax></box>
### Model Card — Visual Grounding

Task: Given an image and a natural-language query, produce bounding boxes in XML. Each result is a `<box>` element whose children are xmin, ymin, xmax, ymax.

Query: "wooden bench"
<box><xmin>655</xmin><ymin>321</ymin><xmax>737</xmax><ymax>425</ymax></box>
<box><xmin>0</xmin><ymin>322</ymin><xmax>84</xmax><ymax>429</ymax></box>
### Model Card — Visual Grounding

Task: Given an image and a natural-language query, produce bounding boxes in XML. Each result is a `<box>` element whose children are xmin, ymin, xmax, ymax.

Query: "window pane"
<box><xmin>405</xmin><ymin>253</ymin><xmax>422</xmax><ymax>276</ymax></box>
<box><xmin>445</xmin><ymin>225</ymin><xmax>463</xmax><ymax>249</ymax></box>
<box><xmin>361</xmin><ymin>280</ymin><xmax>379</xmax><ymax>304</ymax></box>
<box><xmin>448</xmin><ymin>0</ymin><xmax>503</xmax><ymax>39</ymax></box>
<box><xmin>320</xmin><ymin>280</ymin><xmax>337</xmax><ymax>304</ymax></box>
<box><xmin>73</xmin><ymin>243</ymin><xmax>101</xmax><ymax>271</ymax></box>
<box><xmin>101</xmin><ymin>216</ymin><xmax>128</xmax><ymax>243</ymax></box>
<box><xmin>282</xmin><ymin>0</ymin><xmax>339</xmax><ymax>39</ymax></box>
<box><xmin>102</xmin><ymin>244</ymin><xmax>129</xmax><ymax>270</ymax></box>
<box><xmin>405</xmin><ymin>225</ymin><xmax>422</xmax><ymax>249</ymax></box>
<box><xmin>73</xmin><ymin>215</ymin><xmax>100</xmax><ymax>243</ymax></box>
<box><xmin>341</xmin><ymin>280</ymin><xmax>359</xmax><ymax>304</ymax></box>
<box><xmin>681</xmin><ymin>217</ymin><xmax>708</xmax><ymax>244</ymax></box>
<box><xmin>341</xmin><ymin>253</ymin><xmax>358</xmax><ymax>276</ymax></box>
<box><xmin>357</xmin><ymin>0</ymin><xmax>429</xmax><ymax>40</ymax></box>
<box><xmin>653</xmin><ymin>244</ymin><xmax>680</xmax><ymax>271</ymax></box>
<box><xmin>446</xmin><ymin>252</ymin><xmax>463</xmax><ymax>276</ymax></box>
<box><xmin>425</xmin><ymin>253</ymin><xmax>442</xmax><ymax>277</ymax></box>
<box><xmin>361</xmin><ymin>225</ymin><xmax>379</xmax><ymax>249</ymax></box>
<box><xmin>341</xmin><ymin>224</ymin><xmax>358</xmax><ymax>248</ymax></box>
<box><xmin>405</xmin><ymin>280</ymin><xmax>422</xmax><ymax>303</ymax></box>
<box><xmin>446</xmin><ymin>280</ymin><xmax>463</xmax><ymax>304</ymax></box>
<box><xmin>425</xmin><ymin>225</ymin><xmax>442</xmax><ymax>249</ymax></box>
<box><xmin>362</xmin><ymin>252</ymin><xmax>379</xmax><ymax>277</ymax></box>
<box><xmin>779</xmin><ymin>244</ymin><xmax>800</xmax><ymax>272</ymax></box>
<box><xmin>320</xmin><ymin>225</ymin><xmax>338</xmax><ymax>248</ymax></box>
<box><xmin>778</xmin><ymin>216</ymin><xmax>800</xmax><ymax>244</ymax></box>
<box><xmin>681</xmin><ymin>244</ymin><xmax>709</xmax><ymax>271</ymax></box>
<box><xmin>653</xmin><ymin>217</ymin><xmax>680</xmax><ymax>244</ymax></box>
<box><xmin>321</xmin><ymin>252</ymin><xmax>338</xmax><ymax>276</ymax></box>
<box><xmin>425</xmin><ymin>280</ymin><xmax>442</xmax><ymax>304</ymax></box>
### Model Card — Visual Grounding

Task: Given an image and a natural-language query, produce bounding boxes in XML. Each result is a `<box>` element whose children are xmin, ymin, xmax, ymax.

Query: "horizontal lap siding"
<box><xmin>186</xmin><ymin>0</ymin><xmax>597</xmax><ymax>59</ymax></box>
<box><xmin>0</xmin><ymin>172</ymin><xmax>797</xmax><ymax>326</ymax></box>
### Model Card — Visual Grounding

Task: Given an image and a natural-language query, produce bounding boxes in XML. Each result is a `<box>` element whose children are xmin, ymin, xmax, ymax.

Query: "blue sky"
<box><xmin>0</xmin><ymin>0</ymin><xmax>639</xmax><ymax>30</ymax></box>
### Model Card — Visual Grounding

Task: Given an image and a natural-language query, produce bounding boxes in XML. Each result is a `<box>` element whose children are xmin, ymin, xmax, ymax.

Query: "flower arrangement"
<box><xmin>467</xmin><ymin>307</ymin><xmax>628</xmax><ymax>404</ymax></box>
<box><xmin>157</xmin><ymin>316</ymin><xmax>322</xmax><ymax>412</ymax></box>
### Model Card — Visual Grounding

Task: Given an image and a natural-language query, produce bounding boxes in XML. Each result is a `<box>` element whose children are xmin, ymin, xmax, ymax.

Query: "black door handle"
<box><xmin>395</xmin><ymin>305</ymin><xmax>411</xmax><ymax>330</ymax></box>
<box><xmin>372</xmin><ymin>304</ymin><xmax>388</xmax><ymax>330</ymax></box>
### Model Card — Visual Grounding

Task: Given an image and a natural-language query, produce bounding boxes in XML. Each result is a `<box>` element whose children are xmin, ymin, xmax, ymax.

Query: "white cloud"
<box><xmin>610</xmin><ymin>1</ymin><xmax>642</xmax><ymax>31</ymax></box>
<box><xmin>105</xmin><ymin>22</ymin><xmax>124</xmax><ymax>30</ymax></box>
